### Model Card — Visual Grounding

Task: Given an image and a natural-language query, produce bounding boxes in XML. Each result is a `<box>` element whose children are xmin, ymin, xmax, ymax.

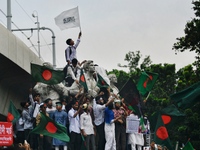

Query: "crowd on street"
<box><xmin>13</xmin><ymin>85</ymin><xmax>146</xmax><ymax>150</ymax></box>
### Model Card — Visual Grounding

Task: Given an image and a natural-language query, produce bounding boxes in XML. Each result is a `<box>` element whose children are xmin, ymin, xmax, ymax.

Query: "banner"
<box><xmin>0</xmin><ymin>122</ymin><xmax>13</xmax><ymax>146</ymax></box>
<box><xmin>126</xmin><ymin>115</ymin><xmax>140</xmax><ymax>133</ymax></box>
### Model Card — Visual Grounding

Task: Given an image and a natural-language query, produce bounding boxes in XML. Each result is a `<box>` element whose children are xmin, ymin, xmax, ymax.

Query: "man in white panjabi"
<box><xmin>128</xmin><ymin>114</ymin><xmax>144</xmax><ymax>150</ymax></box>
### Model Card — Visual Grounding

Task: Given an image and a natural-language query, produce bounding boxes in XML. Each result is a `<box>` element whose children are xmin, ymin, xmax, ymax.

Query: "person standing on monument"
<box><xmin>65</xmin><ymin>32</ymin><xmax>82</xmax><ymax>65</ymax></box>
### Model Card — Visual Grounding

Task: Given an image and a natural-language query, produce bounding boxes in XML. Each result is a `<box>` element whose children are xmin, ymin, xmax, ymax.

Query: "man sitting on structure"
<box><xmin>64</xmin><ymin>58</ymin><xmax>81</xmax><ymax>87</ymax></box>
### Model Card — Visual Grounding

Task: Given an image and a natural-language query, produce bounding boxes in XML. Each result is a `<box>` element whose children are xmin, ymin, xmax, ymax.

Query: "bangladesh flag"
<box><xmin>149</xmin><ymin>104</ymin><xmax>185</xmax><ymax>132</ymax></box>
<box><xmin>7</xmin><ymin>100</ymin><xmax>20</xmax><ymax>124</ymax></box>
<box><xmin>137</xmin><ymin>71</ymin><xmax>158</xmax><ymax>96</ymax></box>
<box><xmin>119</xmin><ymin>78</ymin><xmax>140</xmax><ymax>106</ymax></box>
<box><xmin>79</xmin><ymin>69</ymin><xmax>88</xmax><ymax>92</ymax></box>
<box><xmin>31</xmin><ymin>63</ymin><xmax>65</xmax><ymax>85</ymax></box>
<box><xmin>170</xmin><ymin>81</ymin><xmax>200</xmax><ymax>109</ymax></box>
<box><xmin>127</xmin><ymin>104</ymin><xmax>141</xmax><ymax>117</ymax></box>
<box><xmin>31</xmin><ymin>113</ymin><xmax>70</xmax><ymax>142</ymax></box>
<box><xmin>139</xmin><ymin>117</ymin><xmax>146</xmax><ymax>132</ymax></box>
<box><xmin>154</xmin><ymin>114</ymin><xmax>173</xmax><ymax>150</ymax></box>
<box><xmin>96</xmin><ymin>73</ymin><xmax>109</xmax><ymax>88</ymax></box>
<box><xmin>182</xmin><ymin>141</ymin><xmax>194</xmax><ymax>150</ymax></box>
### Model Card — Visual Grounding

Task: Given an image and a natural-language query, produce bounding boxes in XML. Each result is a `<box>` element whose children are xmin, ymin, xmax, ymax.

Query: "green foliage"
<box><xmin>118</xmin><ymin>51</ymin><xmax>152</xmax><ymax>72</ymax></box>
<box><xmin>169</xmin><ymin>65</ymin><xmax>200</xmax><ymax>147</ymax></box>
<box><xmin>145</xmin><ymin>64</ymin><xmax>176</xmax><ymax>99</ymax></box>
<box><xmin>114</xmin><ymin>46</ymin><xmax>200</xmax><ymax>148</ymax></box>
<box><xmin>173</xmin><ymin>28</ymin><xmax>200</xmax><ymax>147</ymax></box>
<box><xmin>176</xmin><ymin>64</ymin><xmax>199</xmax><ymax>91</ymax></box>
<box><xmin>173</xmin><ymin>0</ymin><xmax>200</xmax><ymax>69</ymax></box>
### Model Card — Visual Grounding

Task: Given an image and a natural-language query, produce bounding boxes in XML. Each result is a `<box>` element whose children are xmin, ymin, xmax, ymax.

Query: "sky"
<box><xmin>0</xmin><ymin>0</ymin><xmax>197</xmax><ymax>72</ymax></box>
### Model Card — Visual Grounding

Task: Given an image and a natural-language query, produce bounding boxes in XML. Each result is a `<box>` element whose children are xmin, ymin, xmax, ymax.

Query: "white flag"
<box><xmin>54</xmin><ymin>7</ymin><xmax>80</xmax><ymax>30</ymax></box>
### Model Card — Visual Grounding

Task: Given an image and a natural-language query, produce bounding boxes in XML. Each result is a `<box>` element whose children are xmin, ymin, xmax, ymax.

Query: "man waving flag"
<box><xmin>137</xmin><ymin>71</ymin><xmax>158</xmax><ymax>96</ymax></box>
<box><xmin>55</xmin><ymin>7</ymin><xmax>81</xmax><ymax>30</ymax></box>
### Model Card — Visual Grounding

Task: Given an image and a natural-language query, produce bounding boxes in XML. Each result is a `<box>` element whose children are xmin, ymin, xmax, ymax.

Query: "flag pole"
<box><xmin>118</xmin><ymin>78</ymin><xmax>131</xmax><ymax>95</ymax></box>
<box><xmin>175</xmin><ymin>141</ymin><xmax>179</xmax><ymax>150</ymax></box>
<box><xmin>77</xmin><ymin>6</ymin><xmax>82</xmax><ymax>32</ymax></box>
<box><xmin>145</xmin><ymin>91</ymin><xmax>151</xmax><ymax>100</ymax></box>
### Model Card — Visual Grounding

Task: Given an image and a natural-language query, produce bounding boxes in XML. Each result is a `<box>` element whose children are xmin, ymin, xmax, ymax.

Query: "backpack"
<box><xmin>65</xmin><ymin>47</ymin><xmax>72</xmax><ymax>61</ymax></box>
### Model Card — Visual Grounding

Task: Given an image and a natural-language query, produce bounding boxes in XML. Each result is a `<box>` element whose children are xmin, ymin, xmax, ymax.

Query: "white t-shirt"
<box><xmin>80</xmin><ymin>112</ymin><xmax>94</xmax><ymax>135</ymax></box>
<box><xmin>68</xmin><ymin>108</ymin><xmax>80</xmax><ymax>133</ymax></box>
<box><xmin>93</xmin><ymin>99</ymin><xmax>106</xmax><ymax>126</ymax></box>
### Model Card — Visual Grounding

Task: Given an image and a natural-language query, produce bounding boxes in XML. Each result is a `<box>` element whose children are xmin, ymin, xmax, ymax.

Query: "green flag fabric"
<box><xmin>119</xmin><ymin>78</ymin><xmax>140</xmax><ymax>106</ymax></box>
<box><xmin>31</xmin><ymin>63</ymin><xmax>65</xmax><ymax>85</ymax></box>
<box><xmin>127</xmin><ymin>105</ymin><xmax>141</xmax><ymax>117</ymax></box>
<box><xmin>154</xmin><ymin>114</ymin><xmax>173</xmax><ymax>150</ymax></box>
<box><xmin>31</xmin><ymin>113</ymin><xmax>70</xmax><ymax>142</ymax></box>
<box><xmin>81</xmin><ymin>135</ymin><xmax>87</xmax><ymax>150</ymax></box>
<box><xmin>137</xmin><ymin>71</ymin><xmax>158</xmax><ymax>96</ymax></box>
<box><xmin>96</xmin><ymin>73</ymin><xmax>109</xmax><ymax>88</ymax></box>
<box><xmin>149</xmin><ymin>104</ymin><xmax>185</xmax><ymax>132</ymax></box>
<box><xmin>7</xmin><ymin>101</ymin><xmax>20</xmax><ymax>124</ymax></box>
<box><xmin>182</xmin><ymin>141</ymin><xmax>194</xmax><ymax>150</ymax></box>
<box><xmin>79</xmin><ymin>69</ymin><xmax>88</xmax><ymax>92</ymax></box>
<box><xmin>170</xmin><ymin>81</ymin><xmax>200</xmax><ymax>109</ymax></box>
<box><xmin>139</xmin><ymin>117</ymin><xmax>146</xmax><ymax>132</ymax></box>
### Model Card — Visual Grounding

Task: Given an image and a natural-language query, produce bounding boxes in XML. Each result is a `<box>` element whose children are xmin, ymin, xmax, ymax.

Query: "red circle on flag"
<box><xmin>7</xmin><ymin>113</ymin><xmax>14</xmax><ymax>122</ymax></box>
<box><xmin>42</xmin><ymin>70</ymin><xmax>52</xmax><ymax>81</ymax></box>
<box><xmin>46</xmin><ymin>122</ymin><xmax>57</xmax><ymax>133</ymax></box>
<box><xmin>161</xmin><ymin>115</ymin><xmax>171</xmax><ymax>125</ymax></box>
<box><xmin>156</xmin><ymin>126</ymin><xmax>169</xmax><ymax>140</ymax></box>
<box><xmin>80</xmin><ymin>75</ymin><xmax>85</xmax><ymax>82</ymax></box>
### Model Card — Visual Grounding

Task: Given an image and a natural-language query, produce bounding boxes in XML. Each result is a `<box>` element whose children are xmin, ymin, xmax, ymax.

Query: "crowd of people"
<box><xmin>14</xmin><ymin>86</ymin><xmax>145</xmax><ymax>150</ymax></box>
<box><xmin>10</xmin><ymin>32</ymin><xmax>148</xmax><ymax>150</ymax></box>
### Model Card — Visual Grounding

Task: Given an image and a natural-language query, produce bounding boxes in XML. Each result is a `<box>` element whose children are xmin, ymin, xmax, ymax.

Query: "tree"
<box><xmin>173</xmin><ymin>65</ymin><xmax>200</xmax><ymax>148</ymax></box>
<box><xmin>172</xmin><ymin>2</ymin><xmax>200</xmax><ymax>146</ymax></box>
<box><xmin>118</xmin><ymin>51</ymin><xmax>152</xmax><ymax>72</ymax></box>
<box><xmin>143</xmin><ymin>64</ymin><xmax>176</xmax><ymax>118</ymax></box>
<box><xmin>115</xmin><ymin>50</ymin><xmax>200</xmax><ymax>148</ymax></box>
<box><xmin>175</xmin><ymin>64</ymin><xmax>198</xmax><ymax>91</ymax></box>
<box><xmin>173</xmin><ymin>0</ymin><xmax>200</xmax><ymax>69</ymax></box>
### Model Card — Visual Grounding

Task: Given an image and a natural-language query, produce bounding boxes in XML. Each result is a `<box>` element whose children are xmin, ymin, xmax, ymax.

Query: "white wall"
<box><xmin>0</xmin><ymin>23</ymin><xmax>43</xmax><ymax>117</ymax></box>
<box><xmin>0</xmin><ymin>23</ymin><xmax>43</xmax><ymax>73</ymax></box>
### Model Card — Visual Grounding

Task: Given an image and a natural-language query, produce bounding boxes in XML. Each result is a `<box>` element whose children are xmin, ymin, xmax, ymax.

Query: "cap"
<box><xmin>82</xmin><ymin>103</ymin><xmax>88</xmax><ymax>110</ymax></box>
<box><xmin>95</xmin><ymin>96</ymin><xmax>103</xmax><ymax>102</ymax></box>
<box><xmin>114</xmin><ymin>99</ymin><xmax>121</xmax><ymax>103</ymax></box>
<box><xmin>39</xmin><ymin>103</ymin><xmax>47</xmax><ymax>108</ymax></box>
<box><xmin>44</xmin><ymin>98</ymin><xmax>51</xmax><ymax>104</ymax></box>
<box><xmin>56</xmin><ymin>101</ymin><xmax>62</xmax><ymax>106</ymax></box>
